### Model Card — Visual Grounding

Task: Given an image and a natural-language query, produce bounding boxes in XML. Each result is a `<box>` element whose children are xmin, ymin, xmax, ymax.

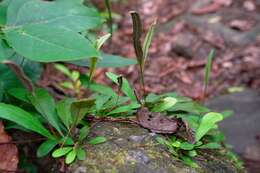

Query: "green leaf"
<box><xmin>188</xmin><ymin>150</ymin><xmax>197</xmax><ymax>157</ymax></box>
<box><xmin>71</xmin><ymin>99</ymin><xmax>95</xmax><ymax>125</ymax></box>
<box><xmin>52</xmin><ymin>147</ymin><xmax>73</xmax><ymax>158</ymax></box>
<box><xmin>0</xmin><ymin>54</ymin><xmax>42</xmax><ymax>101</ymax></box>
<box><xmin>169</xmin><ymin>101</ymin><xmax>210</xmax><ymax>114</ymax></box>
<box><xmin>4</xmin><ymin>24</ymin><xmax>99</xmax><ymax>62</ymax></box>
<box><xmin>7</xmin><ymin>87</ymin><xmax>30</xmax><ymax>103</ymax></box>
<box><xmin>37</xmin><ymin>140</ymin><xmax>58</xmax><ymax>158</ymax></box>
<box><xmin>107</xmin><ymin>102</ymin><xmax>140</xmax><ymax>115</ymax></box>
<box><xmin>65</xmin><ymin>149</ymin><xmax>77</xmax><ymax>164</ymax></box>
<box><xmin>130</xmin><ymin>11</ymin><xmax>143</xmax><ymax>69</ymax></box>
<box><xmin>195</xmin><ymin>112</ymin><xmax>223</xmax><ymax>142</ymax></box>
<box><xmin>96</xmin><ymin>34</ymin><xmax>111</xmax><ymax>50</ymax></box>
<box><xmin>143</xmin><ymin>20</ymin><xmax>156</xmax><ymax>63</ymax></box>
<box><xmin>151</xmin><ymin>97</ymin><xmax>177</xmax><ymax>112</ymax></box>
<box><xmin>0</xmin><ymin>39</ymin><xmax>13</xmax><ymax>61</ymax></box>
<box><xmin>54</xmin><ymin>64</ymin><xmax>71</xmax><ymax>78</ymax></box>
<box><xmin>76</xmin><ymin>148</ymin><xmax>86</xmax><ymax>161</ymax></box>
<box><xmin>180</xmin><ymin>142</ymin><xmax>195</xmax><ymax>150</ymax></box>
<box><xmin>197</xmin><ymin>142</ymin><xmax>221</xmax><ymax>149</ymax></box>
<box><xmin>155</xmin><ymin>137</ymin><xmax>166</xmax><ymax>145</ymax></box>
<box><xmin>56</xmin><ymin>98</ymin><xmax>74</xmax><ymax>129</ymax></box>
<box><xmin>69</xmin><ymin>53</ymin><xmax>137</xmax><ymax>68</ymax></box>
<box><xmin>6</xmin><ymin>0</ymin><xmax>102</xmax><ymax>32</ymax></box>
<box><xmin>28</xmin><ymin>88</ymin><xmax>63</xmax><ymax>135</ymax></box>
<box><xmin>0</xmin><ymin>103</ymin><xmax>54</xmax><ymax>139</ymax></box>
<box><xmin>0</xmin><ymin>0</ymin><xmax>11</xmax><ymax>26</ymax></box>
<box><xmin>88</xmin><ymin>136</ymin><xmax>106</xmax><ymax>145</ymax></box>
<box><xmin>106</xmin><ymin>72</ymin><xmax>136</xmax><ymax>102</ymax></box>
<box><xmin>181</xmin><ymin>156</ymin><xmax>199</xmax><ymax>168</ymax></box>
<box><xmin>204</xmin><ymin>49</ymin><xmax>215</xmax><ymax>93</ymax></box>
<box><xmin>78</xmin><ymin>126</ymin><xmax>89</xmax><ymax>141</ymax></box>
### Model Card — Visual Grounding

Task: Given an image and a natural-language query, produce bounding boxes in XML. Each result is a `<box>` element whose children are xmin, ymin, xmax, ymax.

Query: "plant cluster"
<box><xmin>0</xmin><ymin>0</ymin><xmax>243</xmax><ymax>170</ymax></box>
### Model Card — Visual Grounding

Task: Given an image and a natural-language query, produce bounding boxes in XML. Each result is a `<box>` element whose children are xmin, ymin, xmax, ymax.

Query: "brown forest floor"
<box><xmin>42</xmin><ymin>0</ymin><xmax>260</xmax><ymax>101</ymax></box>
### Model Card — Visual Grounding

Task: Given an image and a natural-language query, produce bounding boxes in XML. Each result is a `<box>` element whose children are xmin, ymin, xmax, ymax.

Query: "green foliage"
<box><xmin>204</xmin><ymin>49</ymin><xmax>215</xmax><ymax>96</ymax></box>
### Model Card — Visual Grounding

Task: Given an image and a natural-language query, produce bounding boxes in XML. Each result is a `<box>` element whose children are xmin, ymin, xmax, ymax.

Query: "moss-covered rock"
<box><xmin>68</xmin><ymin>122</ymin><xmax>244</xmax><ymax>173</ymax></box>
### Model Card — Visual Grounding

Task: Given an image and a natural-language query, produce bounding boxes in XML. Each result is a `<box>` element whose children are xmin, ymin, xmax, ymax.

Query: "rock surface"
<box><xmin>206</xmin><ymin>89</ymin><xmax>260</xmax><ymax>172</ymax></box>
<box><xmin>68</xmin><ymin>122</ymin><xmax>242</xmax><ymax>173</ymax></box>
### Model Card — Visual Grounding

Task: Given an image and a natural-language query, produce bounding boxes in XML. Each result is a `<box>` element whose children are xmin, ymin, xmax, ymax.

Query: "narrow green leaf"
<box><xmin>156</xmin><ymin>137</ymin><xmax>166</xmax><ymax>145</ymax></box>
<box><xmin>151</xmin><ymin>97</ymin><xmax>177</xmax><ymax>112</ymax></box>
<box><xmin>143</xmin><ymin>20</ymin><xmax>156</xmax><ymax>64</ymax></box>
<box><xmin>195</xmin><ymin>112</ymin><xmax>223</xmax><ymax>142</ymax></box>
<box><xmin>28</xmin><ymin>88</ymin><xmax>63</xmax><ymax>135</ymax></box>
<box><xmin>52</xmin><ymin>147</ymin><xmax>73</xmax><ymax>158</ymax></box>
<box><xmin>197</xmin><ymin>142</ymin><xmax>221</xmax><ymax>149</ymax></box>
<box><xmin>130</xmin><ymin>11</ymin><xmax>143</xmax><ymax>67</ymax></box>
<box><xmin>204</xmin><ymin>49</ymin><xmax>215</xmax><ymax>94</ymax></box>
<box><xmin>88</xmin><ymin>136</ymin><xmax>106</xmax><ymax>145</ymax></box>
<box><xmin>65</xmin><ymin>149</ymin><xmax>77</xmax><ymax>164</ymax></box>
<box><xmin>0</xmin><ymin>103</ymin><xmax>54</xmax><ymax>139</ymax></box>
<box><xmin>96</xmin><ymin>34</ymin><xmax>111</xmax><ymax>50</ymax></box>
<box><xmin>37</xmin><ymin>140</ymin><xmax>58</xmax><ymax>158</ymax></box>
<box><xmin>180</xmin><ymin>142</ymin><xmax>195</xmax><ymax>150</ymax></box>
<box><xmin>78</xmin><ymin>126</ymin><xmax>89</xmax><ymax>141</ymax></box>
<box><xmin>76</xmin><ymin>148</ymin><xmax>86</xmax><ymax>161</ymax></box>
<box><xmin>107</xmin><ymin>102</ymin><xmax>140</xmax><ymax>115</ymax></box>
<box><xmin>106</xmin><ymin>72</ymin><xmax>136</xmax><ymax>102</ymax></box>
<box><xmin>181</xmin><ymin>156</ymin><xmax>199</xmax><ymax>168</ymax></box>
<box><xmin>56</xmin><ymin>98</ymin><xmax>74</xmax><ymax>129</ymax></box>
<box><xmin>54</xmin><ymin>64</ymin><xmax>71</xmax><ymax>78</ymax></box>
<box><xmin>7</xmin><ymin>87</ymin><xmax>30</xmax><ymax>103</ymax></box>
<box><xmin>104</xmin><ymin>0</ymin><xmax>113</xmax><ymax>35</ymax></box>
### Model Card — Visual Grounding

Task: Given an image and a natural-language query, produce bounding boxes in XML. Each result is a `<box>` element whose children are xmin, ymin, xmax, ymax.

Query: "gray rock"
<box><xmin>206</xmin><ymin>89</ymin><xmax>260</xmax><ymax>156</ymax></box>
<box><xmin>68</xmin><ymin>122</ymin><xmax>243</xmax><ymax>173</ymax></box>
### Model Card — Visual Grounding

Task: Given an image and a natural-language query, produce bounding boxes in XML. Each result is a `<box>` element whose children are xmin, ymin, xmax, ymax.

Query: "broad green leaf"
<box><xmin>188</xmin><ymin>150</ymin><xmax>197</xmax><ymax>157</ymax></box>
<box><xmin>28</xmin><ymin>88</ymin><xmax>63</xmax><ymax>135</ymax></box>
<box><xmin>151</xmin><ymin>97</ymin><xmax>177</xmax><ymax>112</ymax></box>
<box><xmin>4</xmin><ymin>24</ymin><xmax>99</xmax><ymax>62</ymax></box>
<box><xmin>52</xmin><ymin>147</ymin><xmax>73</xmax><ymax>158</ymax></box>
<box><xmin>56</xmin><ymin>98</ymin><xmax>74</xmax><ymax>129</ymax></box>
<box><xmin>106</xmin><ymin>72</ymin><xmax>136</xmax><ymax>102</ymax></box>
<box><xmin>6</xmin><ymin>0</ymin><xmax>102</xmax><ymax>32</ymax></box>
<box><xmin>143</xmin><ymin>20</ymin><xmax>156</xmax><ymax>64</ymax></box>
<box><xmin>195</xmin><ymin>112</ymin><xmax>223</xmax><ymax>142</ymax></box>
<box><xmin>69</xmin><ymin>53</ymin><xmax>137</xmax><ymax>68</ymax></box>
<box><xmin>0</xmin><ymin>39</ymin><xmax>13</xmax><ymax>61</ymax></box>
<box><xmin>88</xmin><ymin>136</ymin><xmax>106</xmax><ymax>145</ymax></box>
<box><xmin>94</xmin><ymin>94</ymin><xmax>111</xmax><ymax>111</ymax></box>
<box><xmin>180</xmin><ymin>142</ymin><xmax>195</xmax><ymax>150</ymax></box>
<box><xmin>37</xmin><ymin>140</ymin><xmax>58</xmax><ymax>157</ymax></box>
<box><xmin>197</xmin><ymin>142</ymin><xmax>221</xmax><ymax>149</ymax></box>
<box><xmin>107</xmin><ymin>102</ymin><xmax>140</xmax><ymax>115</ymax></box>
<box><xmin>76</xmin><ymin>148</ymin><xmax>86</xmax><ymax>161</ymax></box>
<box><xmin>78</xmin><ymin>126</ymin><xmax>89</xmax><ymax>141</ymax></box>
<box><xmin>65</xmin><ymin>149</ymin><xmax>77</xmax><ymax>164</ymax></box>
<box><xmin>90</xmin><ymin>83</ymin><xmax>117</xmax><ymax>97</ymax></box>
<box><xmin>0</xmin><ymin>103</ymin><xmax>54</xmax><ymax>139</ymax></box>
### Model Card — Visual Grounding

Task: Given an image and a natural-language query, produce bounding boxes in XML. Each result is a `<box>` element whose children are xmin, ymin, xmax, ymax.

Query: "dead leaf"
<box><xmin>137</xmin><ymin>107</ymin><xmax>178</xmax><ymax>134</ymax></box>
<box><xmin>0</xmin><ymin>121</ymin><xmax>19</xmax><ymax>173</ymax></box>
<box><xmin>229</xmin><ymin>20</ymin><xmax>255</xmax><ymax>31</ymax></box>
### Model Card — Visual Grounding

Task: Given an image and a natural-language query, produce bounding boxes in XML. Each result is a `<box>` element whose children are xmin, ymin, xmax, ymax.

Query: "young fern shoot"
<box><xmin>130</xmin><ymin>11</ymin><xmax>156</xmax><ymax>99</ymax></box>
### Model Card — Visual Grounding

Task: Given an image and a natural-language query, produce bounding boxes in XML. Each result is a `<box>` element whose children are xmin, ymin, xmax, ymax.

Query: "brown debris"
<box><xmin>0</xmin><ymin>121</ymin><xmax>19</xmax><ymax>173</ymax></box>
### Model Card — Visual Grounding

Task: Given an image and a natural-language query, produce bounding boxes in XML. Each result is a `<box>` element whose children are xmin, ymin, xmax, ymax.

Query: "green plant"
<box><xmin>0</xmin><ymin>0</ymin><xmax>136</xmax><ymax>99</ymax></box>
<box><xmin>0</xmin><ymin>86</ymin><xmax>107</xmax><ymax>164</ymax></box>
